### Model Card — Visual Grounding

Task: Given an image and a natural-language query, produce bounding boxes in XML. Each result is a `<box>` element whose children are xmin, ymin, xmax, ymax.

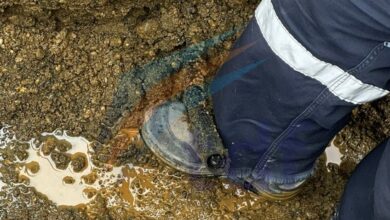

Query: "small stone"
<box><xmin>71</xmin><ymin>153</ymin><xmax>88</xmax><ymax>173</ymax></box>
<box><xmin>82</xmin><ymin>172</ymin><xmax>98</xmax><ymax>185</ymax></box>
<box><xmin>83</xmin><ymin>188</ymin><xmax>97</xmax><ymax>199</ymax></box>
<box><xmin>63</xmin><ymin>176</ymin><xmax>75</xmax><ymax>184</ymax></box>
<box><xmin>70</xmin><ymin>32</ymin><xmax>77</xmax><ymax>39</ymax></box>
<box><xmin>110</xmin><ymin>37</ymin><xmax>122</xmax><ymax>47</ymax></box>
<box><xmin>56</xmin><ymin>140</ymin><xmax>72</xmax><ymax>152</ymax></box>
<box><xmin>50</xmin><ymin>150</ymin><xmax>71</xmax><ymax>170</ymax></box>
<box><xmin>55</xmin><ymin>65</ymin><xmax>61</xmax><ymax>71</ymax></box>
<box><xmin>136</xmin><ymin>19</ymin><xmax>159</xmax><ymax>39</ymax></box>
<box><xmin>114</xmin><ymin>53</ymin><xmax>121</xmax><ymax>60</ymax></box>
<box><xmin>187</xmin><ymin>7</ymin><xmax>196</xmax><ymax>14</ymax></box>
<box><xmin>26</xmin><ymin>161</ymin><xmax>40</xmax><ymax>174</ymax></box>
<box><xmin>35</xmin><ymin>48</ymin><xmax>45</xmax><ymax>60</ymax></box>
<box><xmin>16</xmin><ymin>150</ymin><xmax>29</xmax><ymax>161</ymax></box>
<box><xmin>41</xmin><ymin>137</ymin><xmax>56</xmax><ymax>155</ymax></box>
<box><xmin>83</xmin><ymin>109</ymin><xmax>92</xmax><ymax>119</ymax></box>
<box><xmin>15</xmin><ymin>55</ymin><xmax>23</xmax><ymax>63</ymax></box>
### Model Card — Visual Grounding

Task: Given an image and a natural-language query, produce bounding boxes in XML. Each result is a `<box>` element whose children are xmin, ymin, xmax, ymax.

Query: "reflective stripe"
<box><xmin>255</xmin><ymin>0</ymin><xmax>389</xmax><ymax>104</ymax></box>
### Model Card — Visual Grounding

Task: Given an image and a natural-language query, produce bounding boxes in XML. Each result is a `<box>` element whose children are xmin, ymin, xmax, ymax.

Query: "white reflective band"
<box><xmin>255</xmin><ymin>0</ymin><xmax>389</xmax><ymax>104</ymax></box>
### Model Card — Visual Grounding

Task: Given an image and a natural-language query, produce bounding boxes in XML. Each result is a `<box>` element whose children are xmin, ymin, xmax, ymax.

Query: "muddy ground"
<box><xmin>0</xmin><ymin>0</ymin><xmax>389</xmax><ymax>219</ymax></box>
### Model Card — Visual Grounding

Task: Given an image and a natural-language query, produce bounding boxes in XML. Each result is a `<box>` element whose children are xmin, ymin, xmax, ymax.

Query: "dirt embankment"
<box><xmin>0</xmin><ymin>0</ymin><xmax>256</xmax><ymax>141</ymax></box>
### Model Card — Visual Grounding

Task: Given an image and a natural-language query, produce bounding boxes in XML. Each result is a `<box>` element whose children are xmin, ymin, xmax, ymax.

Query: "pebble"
<box><xmin>110</xmin><ymin>37</ymin><xmax>122</xmax><ymax>47</ymax></box>
<box><xmin>35</xmin><ymin>49</ymin><xmax>45</xmax><ymax>60</ymax></box>
<box><xmin>15</xmin><ymin>55</ymin><xmax>23</xmax><ymax>63</ymax></box>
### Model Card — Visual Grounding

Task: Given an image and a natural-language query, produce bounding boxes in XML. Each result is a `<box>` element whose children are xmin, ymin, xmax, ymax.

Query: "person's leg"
<box><xmin>212</xmin><ymin>0</ymin><xmax>390</xmax><ymax>188</ymax></box>
<box><xmin>141</xmin><ymin>0</ymin><xmax>390</xmax><ymax>199</ymax></box>
<box><xmin>337</xmin><ymin>139</ymin><xmax>390</xmax><ymax>220</ymax></box>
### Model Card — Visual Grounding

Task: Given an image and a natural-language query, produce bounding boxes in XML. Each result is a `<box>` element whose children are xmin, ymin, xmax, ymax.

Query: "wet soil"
<box><xmin>0</xmin><ymin>0</ymin><xmax>389</xmax><ymax>219</ymax></box>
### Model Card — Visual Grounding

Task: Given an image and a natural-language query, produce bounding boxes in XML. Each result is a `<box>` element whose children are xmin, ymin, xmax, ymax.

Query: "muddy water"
<box><xmin>0</xmin><ymin>127</ymin><xmax>185</xmax><ymax>218</ymax></box>
<box><xmin>325</xmin><ymin>140</ymin><xmax>343</xmax><ymax>166</ymax></box>
<box><xmin>19</xmin><ymin>132</ymin><xmax>125</xmax><ymax>206</ymax></box>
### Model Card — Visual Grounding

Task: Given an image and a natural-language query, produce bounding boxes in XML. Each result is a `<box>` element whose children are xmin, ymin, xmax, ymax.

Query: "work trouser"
<box><xmin>336</xmin><ymin>139</ymin><xmax>390</xmax><ymax>220</ymax></box>
<box><xmin>211</xmin><ymin>0</ymin><xmax>390</xmax><ymax>218</ymax></box>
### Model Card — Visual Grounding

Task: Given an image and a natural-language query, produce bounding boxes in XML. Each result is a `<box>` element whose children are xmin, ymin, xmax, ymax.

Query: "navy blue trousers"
<box><xmin>337</xmin><ymin>139</ymin><xmax>390</xmax><ymax>220</ymax></box>
<box><xmin>211</xmin><ymin>0</ymin><xmax>390</xmax><ymax>218</ymax></box>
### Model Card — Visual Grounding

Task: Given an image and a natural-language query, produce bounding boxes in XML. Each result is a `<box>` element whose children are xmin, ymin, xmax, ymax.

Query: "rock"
<box><xmin>50</xmin><ymin>150</ymin><xmax>71</xmax><ymax>170</ymax></box>
<box><xmin>63</xmin><ymin>176</ymin><xmax>75</xmax><ymax>184</ymax></box>
<box><xmin>71</xmin><ymin>153</ymin><xmax>88</xmax><ymax>172</ymax></box>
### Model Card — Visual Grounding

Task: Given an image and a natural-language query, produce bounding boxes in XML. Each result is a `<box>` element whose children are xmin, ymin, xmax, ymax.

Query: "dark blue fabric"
<box><xmin>350</xmin><ymin>44</ymin><xmax>390</xmax><ymax>90</ymax></box>
<box><xmin>273</xmin><ymin>0</ymin><xmax>390</xmax><ymax>71</ymax></box>
<box><xmin>338</xmin><ymin>139</ymin><xmax>390</xmax><ymax>220</ymax></box>
<box><xmin>374</xmin><ymin>143</ymin><xmax>390</xmax><ymax>219</ymax></box>
<box><xmin>211</xmin><ymin>0</ymin><xmax>390</xmax><ymax>184</ymax></box>
<box><xmin>211</xmin><ymin>18</ymin><xmax>326</xmax><ymax>180</ymax></box>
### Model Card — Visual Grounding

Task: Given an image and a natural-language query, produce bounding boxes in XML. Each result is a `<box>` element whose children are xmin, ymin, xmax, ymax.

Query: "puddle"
<box><xmin>16</xmin><ymin>131</ymin><xmax>125</xmax><ymax>206</ymax></box>
<box><xmin>0</xmin><ymin>126</ymin><xmax>194</xmax><ymax>218</ymax></box>
<box><xmin>325</xmin><ymin>140</ymin><xmax>343</xmax><ymax>166</ymax></box>
<box><xmin>0</xmin><ymin>127</ymin><xmax>165</xmax><ymax>210</ymax></box>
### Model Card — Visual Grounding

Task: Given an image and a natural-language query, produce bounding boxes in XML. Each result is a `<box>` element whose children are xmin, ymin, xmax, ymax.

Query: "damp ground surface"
<box><xmin>0</xmin><ymin>1</ymin><xmax>389</xmax><ymax>219</ymax></box>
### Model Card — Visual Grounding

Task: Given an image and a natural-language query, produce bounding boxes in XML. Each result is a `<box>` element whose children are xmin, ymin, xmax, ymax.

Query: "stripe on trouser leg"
<box><xmin>255</xmin><ymin>0</ymin><xmax>389</xmax><ymax>104</ymax></box>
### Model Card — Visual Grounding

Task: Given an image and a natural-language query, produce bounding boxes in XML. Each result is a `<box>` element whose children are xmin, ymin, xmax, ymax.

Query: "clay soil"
<box><xmin>0</xmin><ymin>0</ymin><xmax>389</xmax><ymax>219</ymax></box>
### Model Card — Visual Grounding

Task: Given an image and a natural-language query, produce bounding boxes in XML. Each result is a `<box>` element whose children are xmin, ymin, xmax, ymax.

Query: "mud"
<box><xmin>0</xmin><ymin>0</ymin><xmax>389</xmax><ymax>219</ymax></box>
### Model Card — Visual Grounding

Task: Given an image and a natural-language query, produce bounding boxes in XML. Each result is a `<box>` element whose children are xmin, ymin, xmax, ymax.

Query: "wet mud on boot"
<box><xmin>141</xmin><ymin>85</ymin><xmax>228</xmax><ymax>176</ymax></box>
<box><xmin>249</xmin><ymin>179</ymin><xmax>307</xmax><ymax>201</ymax></box>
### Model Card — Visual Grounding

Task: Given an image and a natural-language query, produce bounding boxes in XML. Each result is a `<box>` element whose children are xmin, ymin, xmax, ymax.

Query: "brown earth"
<box><xmin>0</xmin><ymin>0</ymin><xmax>389</xmax><ymax>219</ymax></box>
